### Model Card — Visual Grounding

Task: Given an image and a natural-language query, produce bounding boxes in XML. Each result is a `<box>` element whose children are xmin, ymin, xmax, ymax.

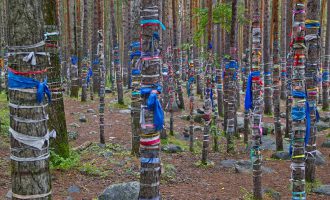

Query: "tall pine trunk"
<box><xmin>81</xmin><ymin>0</ymin><xmax>89</xmax><ymax>102</ymax></box>
<box><xmin>323</xmin><ymin>0</ymin><xmax>330</xmax><ymax>110</ymax></box>
<box><xmin>8</xmin><ymin>1</ymin><xmax>52</xmax><ymax>198</ymax></box>
<box><xmin>250</xmin><ymin>0</ymin><xmax>263</xmax><ymax>198</ymax></box>
<box><xmin>272</xmin><ymin>0</ymin><xmax>283</xmax><ymax>151</ymax></box>
<box><xmin>110</xmin><ymin>0</ymin><xmax>124</xmax><ymax>105</ymax></box>
<box><xmin>291</xmin><ymin>1</ymin><xmax>307</xmax><ymax>199</ymax></box>
<box><xmin>139</xmin><ymin>0</ymin><xmax>164</xmax><ymax>198</ymax></box>
<box><xmin>280</xmin><ymin>0</ymin><xmax>287</xmax><ymax>100</ymax></box>
<box><xmin>305</xmin><ymin>0</ymin><xmax>321</xmax><ymax>183</ymax></box>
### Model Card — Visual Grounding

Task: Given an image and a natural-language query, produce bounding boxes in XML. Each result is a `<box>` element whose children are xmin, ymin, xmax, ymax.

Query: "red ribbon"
<box><xmin>8</xmin><ymin>67</ymin><xmax>47</xmax><ymax>75</ymax></box>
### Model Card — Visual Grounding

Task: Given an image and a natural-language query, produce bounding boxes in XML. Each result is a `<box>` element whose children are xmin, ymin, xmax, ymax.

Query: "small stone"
<box><xmin>6</xmin><ymin>190</ymin><xmax>12</xmax><ymax>199</ymax></box>
<box><xmin>69</xmin><ymin>123</ymin><xmax>81</xmax><ymax>128</ymax></box>
<box><xmin>161</xmin><ymin>144</ymin><xmax>183</xmax><ymax>153</ymax></box>
<box><xmin>87</xmin><ymin>109</ymin><xmax>96</xmax><ymax>113</ymax></box>
<box><xmin>103</xmin><ymin>151</ymin><xmax>113</xmax><ymax>159</ymax></box>
<box><xmin>179</xmin><ymin>115</ymin><xmax>190</xmax><ymax>121</ymax></box>
<box><xmin>320</xmin><ymin>112</ymin><xmax>330</xmax><ymax>123</ymax></box>
<box><xmin>219</xmin><ymin>159</ymin><xmax>237</xmax><ymax>168</ymax></box>
<box><xmin>280</xmin><ymin>112</ymin><xmax>286</xmax><ymax>118</ymax></box>
<box><xmin>119</xmin><ymin>109</ymin><xmax>131</xmax><ymax>114</ymax></box>
<box><xmin>271</xmin><ymin>151</ymin><xmax>291</xmax><ymax>160</ymax></box>
<box><xmin>89</xmin><ymin>131</ymin><xmax>97</xmax><ymax>135</ymax></box>
<box><xmin>316</xmin><ymin>121</ymin><xmax>330</xmax><ymax>131</ymax></box>
<box><xmin>79</xmin><ymin>115</ymin><xmax>87</xmax><ymax>123</ymax></box>
<box><xmin>315</xmin><ymin>150</ymin><xmax>326</xmax><ymax>166</ymax></box>
<box><xmin>68</xmin><ymin>185</ymin><xmax>80</xmax><ymax>194</ymax></box>
<box><xmin>105</xmin><ymin>88</ymin><xmax>112</xmax><ymax>94</ymax></box>
<box><xmin>194</xmin><ymin>126</ymin><xmax>203</xmax><ymax>132</ymax></box>
<box><xmin>321</xmin><ymin>139</ymin><xmax>330</xmax><ymax>148</ymax></box>
<box><xmin>68</xmin><ymin>131</ymin><xmax>78</xmax><ymax>141</ymax></box>
<box><xmin>312</xmin><ymin>185</ymin><xmax>330</xmax><ymax>196</ymax></box>
<box><xmin>197</xmin><ymin>108</ymin><xmax>205</xmax><ymax>114</ymax></box>
<box><xmin>98</xmin><ymin>143</ymin><xmax>106</xmax><ymax>148</ymax></box>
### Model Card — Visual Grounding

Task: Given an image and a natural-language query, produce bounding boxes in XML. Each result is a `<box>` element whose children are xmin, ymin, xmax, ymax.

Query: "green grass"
<box><xmin>0</xmin><ymin>92</ymin><xmax>9</xmax><ymax>138</ymax></box>
<box><xmin>162</xmin><ymin>163</ymin><xmax>177</xmax><ymax>182</ymax></box>
<box><xmin>109</xmin><ymin>95</ymin><xmax>131</xmax><ymax>109</ymax></box>
<box><xmin>161</xmin><ymin>134</ymin><xmax>189</xmax><ymax>151</ymax></box>
<box><xmin>194</xmin><ymin>160</ymin><xmax>215</xmax><ymax>168</ymax></box>
<box><xmin>306</xmin><ymin>180</ymin><xmax>322</xmax><ymax>194</ymax></box>
<box><xmin>78</xmin><ymin>161</ymin><xmax>111</xmax><ymax>177</ymax></box>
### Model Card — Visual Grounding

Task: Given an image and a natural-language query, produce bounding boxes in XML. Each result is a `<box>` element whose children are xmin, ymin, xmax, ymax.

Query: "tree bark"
<box><xmin>81</xmin><ymin>0</ymin><xmax>89</xmax><ymax>102</ymax></box>
<box><xmin>8</xmin><ymin>1</ymin><xmax>51</xmax><ymax>199</ymax></box>
<box><xmin>291</xmin><ymin>1</ymin><xmax>307</xmax><ymax>199</ymax></box>
<box><xmin>280</xmin><ymin>0</ymin><xmax>287</xmax><ymax>100</ymax></box>
<box><xmin>305</xmin><ymin>0</ymin><xmax>321</xmax><ymax>183</ymax></box>
<box><xmin>323</xmin><ymin>0</ymin><xmax>330</xmax><ymax>110</ymax></box>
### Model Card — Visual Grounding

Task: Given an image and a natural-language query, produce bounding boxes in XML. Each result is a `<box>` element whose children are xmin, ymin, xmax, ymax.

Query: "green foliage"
<box><xmin>194</xmin><ymin>160</ymin><xmax>215</xmax><ymax>168</ymax></box>
<box><xmin>306</xmin><ymin>180</ymin><xmax>322</xmax><ymax>194</ymax></box>
<box><xmin>78</xmin><ymin>162</ymin><xmax>111</xmax><ymax>177</ymax></box>
<box><xmin>162</xmin><ymin>163</ymin><xmax>177</xmax><ymax>182</ymax></box>
<box><xmin>0</xmin><ymin>92</ymin><xmax>9</xmax><ymax>138</ymax></box>
<box><xmin>193</xmin><ymin>2</ymin><xmax>248</xmax><ymax>46</ymax></box>
<box><xmin>50</xmin><ymin>150</ymin><xmax>80</xmax><ymax>170</ymax></box>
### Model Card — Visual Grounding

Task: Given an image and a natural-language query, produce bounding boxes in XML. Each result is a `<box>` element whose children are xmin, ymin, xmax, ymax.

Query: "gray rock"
<box><xmin>119</xmin><ymin>109</ymin><xmax>131</xmax><ymax>114</ymax></box>
<box><xmin>262</xmin><ymin>122</ymin><xmax>274</xmax><ymax>135</ymax></box>
<box><xmin>103</xmin><ymin>151</ymin><xmax>113</xmax><ymax>159</ymax></box>
<box><xmin>69</xmin><ymin>123</ymin><xmax>81</xmax><ymax>128</ymax></box>
<box><xmin>316</xmin><ymin>121</ymin><xmax>330</xmax><ymax>131</ymax></box>
<box><xmin>312</xmin><ymin>185</ymin><xmax>330</xmax><ymax>196</ymax></box>
<box><xmin>237</xmin><ymin>116</ymin><xmax>244</xmax><ymax>132</ymax></box>
<box><xmin>161</xmin><ymin>144</ymin><xmax>183</xmax><ymax>153</ymax></box>
<box><xmin>66</xmin><ymin>197</ymin><xmax>74</xmax><ymax>200</ymax></box>
<box><xmin>261</xmin><ymin>135</ymin><xmax>290</xmax><ymax>151</ymax></box>
<box><xmin>194</xmin><ymin>126</ymin><xmax>203</xmax><ymax>132</ymax></box>
<box><xmin>68</xmin><ymin>185</ymin><xmax>80</xmax><ymax>194</ymax></box>
<box><xmin>219</xmin><ymin>159</ymin><xmax>237</xmax><ymax>168</ymax></box>
<box><xmin>320</xmin><ymin>113</ymin><xmax>330</xmax><ymax>123</ymax></box>
<box><xmin>68</xmin><ymin>131</ymin><xmax>79</xmax><ymax>141</ymax></box>
<box><xmin>89</xmin><ymin>131</ymin><xmax>97</xmax><ymax>135</ymax></box>
<box><xmin>271</xmin><ymin>151</ymin><xmax>291</xmax><ymax>160</ymax></box>
<box><xmin>98</xmin><ymin>181</ymin><xmax>140</xmax><ymax>200</ymax></box>
<box><xmin>180</xmin><ymin>115</ymin><xmax>190</xmax><ymax>121</ymax></box>
<box><xmin>263</xmin><ymin>188</ymin><xmax>281</xmax><ymax>200</ymax></box>
<box><xmin>87</xmin><ymin>109</ymin><xmax>96</xmax><ymax>114</ymax></box>
<box><xmin>197</xmin><ymin>108</ymin><xmax>204</xmax><ymax>114</ymax></box>
<box><xmin>5</xmin><ymin>190</ymin><xmax>12</xmax><ymax>199</ymax></box>
<box><xmin>234</xmin><ymin>160</ymin><xmax>274</xmax><ymax>174</ymax></box>
<box><xmin>321</xmin><ymin>139</ymin><xmax>330</xmax><ymax>148</ymax></box>
<box><xmin>105</xmin><ymin>88</ymin><xmax>112</xmax><ymax>94</ymax></box>
<box><xmin>98</xmin><ymin>143</ymin><xmax>106</xmax><ymax>148</ymax></box>
<box><xmin>79</xmin><ymin>114</ymin><xmax>87</xmax><ymax>123</ymax></box>
<box><xmin>315</xmin><ymin>150</ymin><xmax>326</xmax><ymax>166</ymax></box>
<box><xmin>193</xmin><ymin>114</ymin><xmax>204</xmax><ymax>123</ymax></box>
<box><xmin>280</xmin><ymin>112</ymin><xmax>286</xmax><ymax>118</ymax></box>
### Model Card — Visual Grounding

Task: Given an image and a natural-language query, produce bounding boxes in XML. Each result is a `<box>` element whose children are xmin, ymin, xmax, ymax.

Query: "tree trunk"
<box><xmin>272</xmin><ymin>0</ymin><xmax>283</xmax><ymax>152</ymax></box>
<box><xmin>8</xmin><ymin>1</ymin><xmax>52</xmax><ymax>199</ymax></box>
<box><xmin>280</xmin><ymin>0</ymin><xmax>287</xmax><ymax>100</ymax></box>
<box><xmin>291</xmin><ymin>1</ymin><xmax>307</xmax><ymax>199</ymax></box>
<box><xmin>250</xmin><ymin>0</ymin><xmax>263</xmax><ymax>198</ymax></box>
<box><xmin>139</xmin><ymin>0</ymin><xmax>163</xmax><ymax>199</ymax></box>
<box><xmin>70</xmin><ymin>0</ymin><xmax>79</xmax><ymax>98</ymax></box>
<box><xmin>81</xmin><ymin>0</ymin><xmax>89</xmax><ymax>102</ymax></box>
<box><xmin>305</xmin><ymin>0</ymin><xmax>321</xmax><ymax>183</ymax></box>
<box><xmin>263</xmin><ymin>0</ymin><xmax>272</xmax><ymax>115</ymax></box>
<box><xmin>110</xmin><ymin>0</ymin><xmax>124</xmax><ymax>105</ymax></box>
<box><xmin>91</xmin><ymin>0</ymin><xmax>100</xmax><ymax>97</ymax></box>
<box><xmin>323</xmin><ymin>0</ymin><xmax>330</xmax><ymax>110</ymax></box>
<box><xmin>130</xmin><ymin>0</ymin><xmax>142</xmax><ymax>156</ymax></box>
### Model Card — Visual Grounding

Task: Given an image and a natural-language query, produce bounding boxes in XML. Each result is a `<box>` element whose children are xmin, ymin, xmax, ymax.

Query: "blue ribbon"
<box><xmin>292</xmin><ymin>90</ymin><xmax>306</xmax><ymax>98</ymax></box>
<box><xmin>322</xmin><ymin>72</ymin><xmax>329</xmax><ymax>81</ymax></box>
<box><xmin>153</xmin><ymin>32</ymin><xmax>160</xmax><ymax>41</ymax></box>
<box><xmin>8</xmin><ymin>71</ymin><xmax>51</xmax><ymax>103</ymax></box>
<box><xmin>130</xmin><ymin>41</ymin><xmax>140</xmax><ymax>49</ymax></box>
<box><xmin>140</xmin><ymin>19</ymin><xmax>166</xmax><ymax>30</ymax></box>
<box><xmin>132</xmin><ymin>69</ymin><xmax>141</xmax><ymax>75</ymax></box>
<box><xmin>86</xmin><ymin>67</ymin><xmax>93</xmax><ymax>85</ymax></box>
<box><xmin>93</xmin><ymin>58</ymin><xmax>100</xmax><ymax>65</ymax></box>
<box><xmin>244</xmin><ymin>71</ymin><xmax>260</xmax><ymax>111</ymax></box>
<box><xmin>140</xmin><ymin>157</ymin><xmax>160</xmax><ymax>164</ymax></box>
<box><xmin>71</xmin><ymin>55</ymin><xmax>78</xmax><ymax>65</ymax></box>
<box><xmin>186</xmin><ymin>77</ymin><xmax>195</xmax><ymax>97</ymax></box>
<box><xmin>130</xmin><ymin>51</ymin><xmax>141</xmax><ymax>60</ymax></box>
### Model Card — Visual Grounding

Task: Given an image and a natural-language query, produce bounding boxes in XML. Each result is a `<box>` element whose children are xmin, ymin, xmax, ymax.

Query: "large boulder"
<box><xmin>312</xmin><ymin>185</ymin><xmax>330</xmax><ymax>196</ymax></box>
<box><xmin>161</xmin><ymin>144</ymin><xmax>183</xmax><ymax>153</ymax></box>
<box><xmin>316</xmin><ymin>121</ymin><xmax>330</xmax><ymax>131</ymax></box>
<box><xmin>98</xmin><ymin>181</ymin><xmax>140</xmax><ymax>200</ymax></box>
<box><xmin>271</xmin><ymin>151</ymin><xmax>291</xmax><ymax>160</ymax></box>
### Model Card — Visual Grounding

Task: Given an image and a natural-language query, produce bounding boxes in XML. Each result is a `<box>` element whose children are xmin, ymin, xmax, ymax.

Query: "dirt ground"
<box><xmin>0</xmin><ymin>92</ymin><xmax>329</xmax><ymax>200</ymax></box>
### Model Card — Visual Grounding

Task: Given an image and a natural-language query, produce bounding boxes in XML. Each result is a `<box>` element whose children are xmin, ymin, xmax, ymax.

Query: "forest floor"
<box><xmin>0</xmin><ymin>90</ymin><xmax>329</xmax><ymax>200</ymax></box>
